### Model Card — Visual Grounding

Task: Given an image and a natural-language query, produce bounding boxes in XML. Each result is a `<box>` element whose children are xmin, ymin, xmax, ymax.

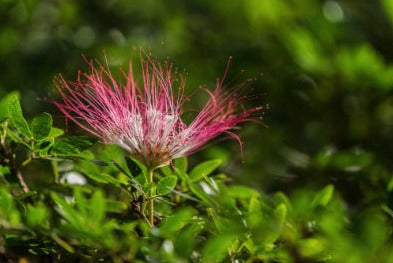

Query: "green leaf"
<box><xmin>83</xmin><ymin>172</ymin><xmax>122</xmax><ymax>186</ymax></box>
<box><xmin>226</xmin><ymin>185</ymin><xmax>260</xmax><ymax>199</ymax></box>
<box><xmin>189</xmin><ymin>159</ymin><xmax>222</xmax><ymax>182</ymax></box>
<box><xmin>90</xmin><ymin>190</ymin><xmax>106</xmax><ymax>223</ymax></box>
<box><xmin>51</xmin><ymin>233</ymin><xmax>75</xmax><ymax>253</ymax></box>
<box><xmin>125</xmin><ymin>156</ymin><xmax>143</xmax><ymax>177</ymax></box>
<box><xmin>25</xmin><ymin>204</ymin><xmax>49</xmax><ymax>227</ymax></box>
<box><xmin>174</xmin><ymin>156</ymin><xmax>188</xmax><ymax>173</ymax></box>
<box><xmin>51</xmin><ymin>136</ymin><xmax>97</xmax><ymax>155</ymax></box>
<box><xmin>31</xmin><ymin>112</ymin><xmax>53</xmax><ymax>141</ymax></box>
<box><xmin>4</xmin><ymin>126</ymin><xmax>30</xmax><ymax>147</ymax></box>
<box><xmin>312</xmin><ymin>184</ymin><xmax>334</xmax><ymax>208</ymax></box>
<box><xmin>49</xmin><ymin>127</ymin><xmax>64</xmax><ymax>138</ymax></box>
<box><xmin>189</xmin><ymin>183</ymin><xmax>211</xmax><ymax>204</ymax></box>
<box><xmin>0</xmin><ymin>92</ymin><xmax>19</xmax><ymax>121</ymax></box>
<box><xmin>8</xmin><ymin>95</ymin><xmax>32</xmax><ymax>138</ymax></box>
<box><xmin>159</xmin><ymin>208</ymin><xmax>195</xmax><ymax>236</ymax></box>
<box><xmin>74</xmin><ymin>189</ymin><xmax>88</xmax><ymax>217</ymax></box>
<box><xmin>202</xmin><ymin>234</ymin><xmax>236</xmax><ymax>261</ymax></box>
<box><xmin>143</xmin><ymin>182</ymin><xmax>155</xmax><ymax>194</ymax></box>
<box><xmin>160</xmin><ymin>165</ymin><xmax>173</xmax><ymax>177</ymax></box>
<box><xmin>135</xmin><ymin>174</ymin><xmax>147</xmax><ymax>186</ymax></box>
<box><xmin>274</xmin><ymin>203</ymin><xmax>287</xmax><ymax>226</ymax></box>
<box><xmin>51</xmin><ymin>192</ymin><xmax>80</xmax><ymax>227</ymax></box>
<box><xmin>106</xmin><ymin>199</ymin><xmax>128</xmax><ymax>213</ymax></box>
<box><xmin>156</xmin><ymin>176</ymin><xmax>177</xmax><ymax>195</ymax></box>
<box><xmin>0</xmin><ymin>188</ymin><xmax>20</xmax><ymax>225</ymax></box>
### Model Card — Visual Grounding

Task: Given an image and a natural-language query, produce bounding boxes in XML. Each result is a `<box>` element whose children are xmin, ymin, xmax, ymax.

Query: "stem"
<box><xmin>15</xmin><ymin>170</ymin><xmax>29</xmax><ymax>193</ymax></box>
<box><xmin>51</xmin><ymin>160</ymin><xmax>60</xmax><ymax>183</ymax></box>
<box><xmin>147</xmin><ymin>168</ymin><xmax>154</xmax><ymax>226</ymax></box>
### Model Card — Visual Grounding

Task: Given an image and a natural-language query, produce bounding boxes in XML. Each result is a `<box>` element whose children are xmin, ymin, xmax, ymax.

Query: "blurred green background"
<box><xmin>2</xmin><ymin>0</ymin><xmax>393</xmax><ymax>216</ymax></box>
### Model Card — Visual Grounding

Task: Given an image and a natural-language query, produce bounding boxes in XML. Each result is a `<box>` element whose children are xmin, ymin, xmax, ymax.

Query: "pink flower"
<box><xmin>50</xmin><ymin>54</ymin><xmax>265</xmax><ymax>168</ymax></box>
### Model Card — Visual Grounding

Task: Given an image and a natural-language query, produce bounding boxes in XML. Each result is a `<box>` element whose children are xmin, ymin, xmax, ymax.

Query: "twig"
<box><xmin>15</xmin><ymin>170</ymin><xmax>29</xmax><ymax>193</ymax></box>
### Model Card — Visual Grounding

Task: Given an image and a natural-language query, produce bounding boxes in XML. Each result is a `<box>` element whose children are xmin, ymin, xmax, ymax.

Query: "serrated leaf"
<box><xmin>51</xmin><ymin>136</ymin><xmax>97</xmax><ymax>155</ymax></box>
<box><xmin>8</xmin><ymin>95</ymin><xmax>32</xmax><ymax>138</ymax></box>
<box><xmin>31</xmin><ymin>112</ymin><xmax>52</xmax><ymax>141</ymax></box>
<box><xmin>125</xmin><ymin>156</ymin><xmax>143</xmax><ymax>177</ymax></box>
<box><xmin>312</xmin><ymin>184</ymin><xmax>334</xmax><ymax>208</ymax></box>
<box><xmin>156</xmin><ymin>176</ymin><xmax>177</xmax><ymax>195</ymax></box>
<box><xmin>0</xmin><ymin>92</ymin><xmax>19</xmax><ymax>121</ymax></box>
<box><xmin>189</xmin><ymin>159</ymin><xmax>222</xmax><ymax>182</ymax></box>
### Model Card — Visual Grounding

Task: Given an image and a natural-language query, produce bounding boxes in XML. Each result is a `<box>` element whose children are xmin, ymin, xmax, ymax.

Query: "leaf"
<box><xmin>0</xmin><ymin>188</ymin><xmax>20</xmax><ymax>225</ymax></box>
<box><xmin>261</xmin><ymin>203</ymin><xmax>287</xmax><ymax>245</ymax></box>
<box><xmin>31</xmin><ymin>112</ymin><xmax>53</xmax><ymax>141</ymax></box>
<box><xmin>312</xmin><ymin>184</ymin><xmax>334</xmax><ymax>208</ymax></box>
<box><xmin>74</xmin><ymin>190</ymin><xmax>88</xmax><ymax>217</ymax></box>
<box><xmin>90</xmin><ymin>190</ymin><xmax>106</xmax><ymax>223</ymax></box>
<box><xmin>143</xmin><ymin>182</ymin><xmax>155</xmax><ymax>194</ymax></box>
<box><xmin>48</xmin><ymin>127</ymin><xmax>64</xmax><ymax>138</ymax></box>
<box><xmin>274</xmin><ymin>203</ymin><xmax>287</xmax><ymax>227</ymax></box>
<box><xmin>25</xmin><ymin>204</ymin><xmax>49</xmax><ymax>227</ymax></box>
<box><xmin>156</xmin><ymin>176</ymin><xmax>177</xmax><ymax>195</ymax></box>
<box><xmin>4</xmin><ymin>126</ymin><xmax>30</xmax><ymax>147</ymax></box>
<box><xmin>0</xmin><ymin>91</ymin><xmax>19</xmax><ymax>121</ymax></box>
<box><xmin>159</xmin><ymin>208</ymin><xmax>195</xmax><ymax>236</ymax></box>
<box><xmin>51</xmin><ymin>192</ymin><xmax>80</xmax><ymax>227</ymax></box>
<box><xmin>8</xmin><ymin>95</ymin><xmax>32</xmax><ymax>138</ymax></box>
<box><xmin>189</xmin><ymin>159</ymin><xmax>222</xmax><ymax>182</ymax></box>
<box><xmin>174</xmin><ymin>156</ymin><xmax>188</xmax><ymax>173</ymax></box>
<box><xmin>226</xmin><ymin>185</ymin><xmax>260</xmax><ymax>199</ymax></box>
<box><xmin>106</xmin><ymin>199</ymin><xmax>127</xmax><ymax>213</ymax></box>
<box><xmin>160</xmin><ymin>165</ymin><xmax>173</xmax><ymax>177</ymax></box>
<box><xmin>51</xmin><ymin>233</ymin><xmax>75</xmax><ymax>253</ymax></box>
<box><xmin>51</xmin><ymin>136</ymin><xmax>97</xmax><ymax>155</ymax></box>
<box><xmin>189</xmin><ymin>183</ymin><xmax>211</xmax><ymax>204</ymax></box>
<box><xmin>125</xmin><ymin>156</ymin><xmax>143</xmax><ymax>177</ymax></box>
<box><xmin>135</xmin><ymin>174</ymin><xmax>146</xmax><ymax>186</ymax></box>
<box><xmin>202</xmin><ymin>234</ymin><xmax>236</xmax><ymax>261</ymax></box>
<box><xmin>83</xmin><ymin>172</ymin><xmax>122</xmax><ymax>186</ymax></box>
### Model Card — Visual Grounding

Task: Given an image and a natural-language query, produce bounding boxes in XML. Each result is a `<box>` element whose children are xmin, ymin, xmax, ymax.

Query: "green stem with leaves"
<box><xmin>147</xmin><ymin>168</ymin><xmax>155</xmax><ymax>226</ymax></box>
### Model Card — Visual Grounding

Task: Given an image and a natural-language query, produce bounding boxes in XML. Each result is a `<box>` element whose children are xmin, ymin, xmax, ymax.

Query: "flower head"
<box><xmin>50</xmin><ymin>54</ymin><xmax>265</xmax><ymax>168</ymax></box>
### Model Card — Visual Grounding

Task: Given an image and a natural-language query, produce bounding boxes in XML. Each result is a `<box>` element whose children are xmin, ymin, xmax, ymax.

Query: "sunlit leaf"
<box><xmin>156</xmin><ymin>176</ymin><xmax>177</xmax><ymax>195</ymax></box>
<box><xmin>189</xmin><ymin>159</ymin><xmax>222</xmax><ymax>182</ymax></box>
<box><xmin>174</xmin><ymin>157</ymin><xmax>188</xmax><ymax>173</ymax></box>
<box><xmin>31</xmin><ymin>112</ymin><xmax>52</xmax><ymax>141</ymax></box>
<box><xmin>8</xmin><ymin>94</ymin><xmax>32</xmax><ymax>138</ymax></box>
<box><xmin>312</xmin><ymin>184</ymin><xmax>334</xmax><ymax>208</ymax></box>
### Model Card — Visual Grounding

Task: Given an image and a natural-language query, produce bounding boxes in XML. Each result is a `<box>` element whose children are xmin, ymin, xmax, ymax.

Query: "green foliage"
<box><xmin>189</xmin><ymin>159</ymin><xmax>222</xmax><ymax>182</ymax></box>
<box><xmin>8</xmin><ymin>94</ymin><xmax>32</xmax><ymax>138</ymax></box>
<box><xmin>51</xmin><ymin>136</ymin><xmax>97</xmax><ymax>155</ymax></box>
<box><xmin>31</xmin><ymin>112</ymin><xmax>52</xmax><ymax>141</ymax></box>
<box><xmin>156</xmin><ymin>176</ymin><xmax>177</xmax><ymax>195</ymax></box>
<box><xmin>1</xmin><ymin>0</ymin><xmax>393</xmax><ymax>260</ymax></box>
